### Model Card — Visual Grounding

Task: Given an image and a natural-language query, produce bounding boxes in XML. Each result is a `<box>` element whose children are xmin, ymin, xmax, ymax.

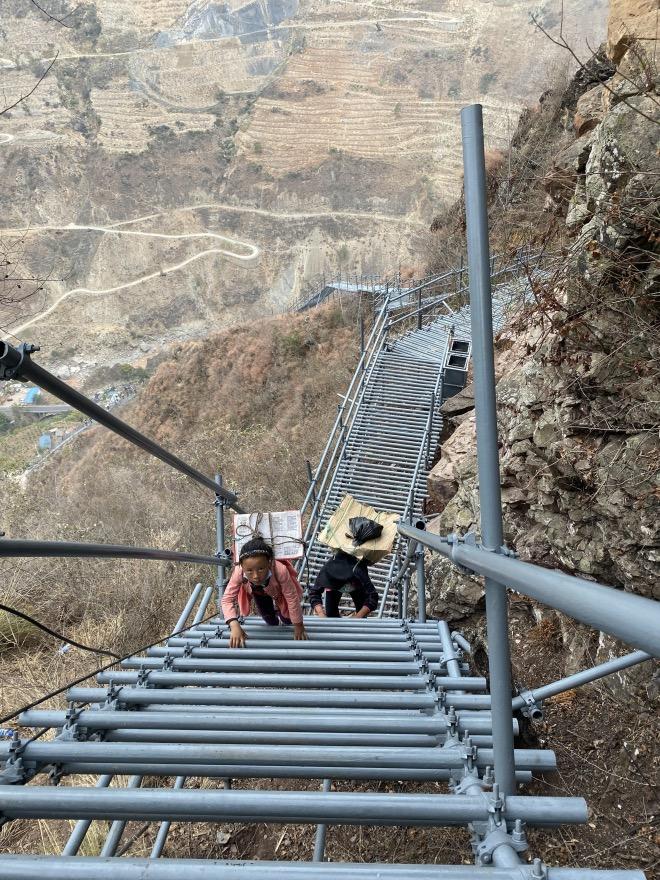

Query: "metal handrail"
<box><xmin>297</xmin><ymin>302</ymin><xmax>392</xmax><ymax>581</ymax></box>
<box><xmin>0</xmin><ymin>539</ymin><xmax>233</xmax><ymax>568</ymax></box>
<box><xmin>376</xmin><ymin>377</ymin><xmax>441</xmax><ymax>617</ymax></box>
<box><xmin>299</xmin><ymin>297</ymin><xmax>391</xmax><ymax>522</ymax></box>
<box><xmin>0</xmin><ymin>342</ymin><xmax>243</xmax><ymax>511</ymax></box>
<box><xmin>396</xmin><ymin>523</ymin><xmax>660</xmax><ymax>659</ymax></box>
<box><xmin>386</xmin><ymin>252</ymin><xmax>549</xmax><ymax>330</ymax></box>
<box><xmin>290</xmin><ymin>245</ymin><xmax>551</xmax><ymax>317</ymax></box>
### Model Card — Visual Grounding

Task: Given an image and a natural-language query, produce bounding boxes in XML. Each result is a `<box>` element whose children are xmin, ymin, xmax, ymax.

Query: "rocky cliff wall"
<box><xmin>608</xmin><ymin>0</ymin><xmax>658</xmax><ymax>62</ymax></box>
<box><xmin>424</xmin><ymin>33</ymin><xmax>659</xmax><ymax>665</ymax></box>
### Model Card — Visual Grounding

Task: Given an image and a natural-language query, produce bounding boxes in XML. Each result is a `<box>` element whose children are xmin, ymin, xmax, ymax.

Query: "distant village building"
<box><xmin>22</xmin><ymin>387</ymin><xmax>40</xmax><ymax>404</ymax></box>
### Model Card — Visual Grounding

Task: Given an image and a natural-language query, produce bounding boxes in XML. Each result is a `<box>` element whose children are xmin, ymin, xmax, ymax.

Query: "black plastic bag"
<box><xmin>346</xmin><ymin>516</ymin><xmax>383</xmax><ymax>545</ymax></box>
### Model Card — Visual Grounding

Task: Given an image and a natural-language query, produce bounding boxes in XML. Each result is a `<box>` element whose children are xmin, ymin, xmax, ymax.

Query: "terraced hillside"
<box><xmin>1</xmin><ymin>0</ymin><xmax>606</xmax><ymax>381</ymax></box>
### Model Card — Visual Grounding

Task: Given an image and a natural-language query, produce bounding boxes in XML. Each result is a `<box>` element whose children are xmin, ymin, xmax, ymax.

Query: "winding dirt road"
<box><xmin>5</xmin><ymin>223</ymin><xmax>259</xmax><ymax>336</ymax></box>
<box><xmin>2</xmin><ymin>198</ymin><xmax>422</xmax><ymax>335</ymax></box>
<box><xmin>103</xmin><ymin>202</ymin><xmax>427</xmax><ymax>230</ymax></box>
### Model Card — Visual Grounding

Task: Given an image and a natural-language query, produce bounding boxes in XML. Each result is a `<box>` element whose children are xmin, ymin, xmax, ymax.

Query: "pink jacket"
<box><xmin>221</xmin><ymin>558</ymin><xmax>304</xmax><ymax>625</ymax></box>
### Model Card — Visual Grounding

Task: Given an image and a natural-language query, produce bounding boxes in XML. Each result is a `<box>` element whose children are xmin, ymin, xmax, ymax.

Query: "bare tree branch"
<box><xmin>0</xmin><ymin>52</ymin><xmax>59</xmax><ymax>116</ymax></box>
<box><xmin>29</xmin><ymin>0</ymin><xmax>80</xmax><ymax>28</ymax></box>
<box><xmin>530</xmin><ymin>15</ymin><xmax>660</xmax><ymax>127</ymax></box>
<box><xmin>585</xmin><ymin>36</ymin><xmax>660</xmax><ymax>111</ymax></box>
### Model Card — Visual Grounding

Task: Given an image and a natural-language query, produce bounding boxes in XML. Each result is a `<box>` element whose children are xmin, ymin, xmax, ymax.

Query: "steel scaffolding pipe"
<box><xmin>150</xmin><ymin>774</ymin><xmax>186</xmax><ymax>859</ymax></box>
<box><xmin>511</xmin><ymin>651</ymin><xmax>652</xmax><ymax>716</ymax></box>
<box><xmin>461</xmin><ymin>102</ymin><xmax>516</xmax><ymax>796</ymax></box>
<box><xmin>438</xmin><ymin>621</ymin><xmax>463</xmax><ymax>679</ymax></box>
<box><xmin>214</xmin><ymin>472</ymin><xmax>228</xmax><ymax>601</ymax></box>
<box><xmin>0</xmin><ymin>858</ymin><xmax>645</xmax><ymax>880</ymax></box>
<box><xmin>0</xmin><ymin>341</ymin><xmax>243</xmax><ymax>510</ymax></box>
<box><xmin>99</xmin><ymin>774</ymin><xmax>141</xmax><ymax>857</ymax></box>
<box><xmin>397</xmin><ymin>524</ymin><xmax>660</xmax><ymax>659</ymax></box>
<box><xmin>119</xmin><ymin>657</ymin><xmax>478</xmax><ymax>678</ymax></box>
<box><xmin>199</xmin><ymin>630</ymin><xmax>414</xmax><ymax>643</ymax></box>
<box><xmin>0</xmin><ymin>741</ymin><xmax>555</xmax><ymax>772</ymax></box>
<box><xmin>61</xmin><ymin>774</ymin><xmax>112</xmax><ymax>856</ymax></box>
<box><xmin>46</xmin><ymin>763</ymin><xmax>533</xmax><ymax>784</ymax></box>
<box><xmin>0</xmin><ymin>787</ymin><xmax>586</xmax><ymax>825</ymax></box>
<box><xmin>0</xmin><ymin>539</ymin><xmax>232</xmax><ymax>568</ymax></box>
<box><xmin>151</xmin><ymin>646</ymin><xmax>446</xmax><ymax>661</ymax></box>
<box><xmin>66</xmin><ymin>686</ymin><xmax>492</xmax><ymax>710</ymax></box>
<box><xmin>172</xmin><ymin>584</ymin><xmax>205</xmax><ymax>633</ymax></box>
<box><xmin>213</xmin><ymin>621</ymin><xmax>420</xmax><ymax>632</ymax></box>
<box><xmin>115</xmin><ymin>661</ymin><xmax>488</xmax><ymax>689</ymax></box>
<box><xmin>60</xmin><ymin>582</ymin><xmax>206</xmax><ymax>861</ymax></box>
<box><xmin>416</xmin><ymin>541</ymin><xmax>427</xmax><ymax>622</ymax></box>
<box><xmin>169</xmin><ymin>638</ymin><xmax>421</xmax><ymax>651</ymax></box>
<box><xmin>313</xmin><ymin>778</ymin><xmax>333</xmax><ymax>861</ymax></box>
<box><xmin>95</xmin><ymin>671</ymin><xmax>436</xmax><ymax>691</ymax></box>
<box><xmin>103</xmin><ymin>730</ymin><xmax>442</xmax><ymax>748</ymax></box>
<box><xmin>103</xmin><ymin>730</ymin><xmax>493</xmax><ymax>749</ymax></box>
<box><xmin>19</xmin><ymin>709</ymin><xmax>507</xmax><ymax>736</ymax></box>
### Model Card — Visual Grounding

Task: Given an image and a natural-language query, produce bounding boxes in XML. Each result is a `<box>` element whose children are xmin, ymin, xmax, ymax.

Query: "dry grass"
<box><xmin>0</xmin><ymin>301</ymin><xmax>361</xmax><ymax>721</ymax></box>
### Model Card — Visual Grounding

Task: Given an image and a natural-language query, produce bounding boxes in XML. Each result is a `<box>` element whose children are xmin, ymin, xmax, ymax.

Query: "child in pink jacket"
<box><xmin>221</xmin><ymin>537</ymin><xmax>308</xmax><ymax>648</ymax></box>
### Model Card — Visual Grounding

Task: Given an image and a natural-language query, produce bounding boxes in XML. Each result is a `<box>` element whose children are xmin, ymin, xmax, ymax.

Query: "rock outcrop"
<box><xmin>608</xmin><ymin>0</ymin><xmax>658</xmax><ymax>63</ymax></box>
<box><xmin>425</xmin><ymin>35</ymin><xmax>659</xmax><ymax>659</ymax></box>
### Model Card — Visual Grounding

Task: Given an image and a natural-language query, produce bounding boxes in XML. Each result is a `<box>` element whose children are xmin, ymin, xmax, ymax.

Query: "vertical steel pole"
<box><xmin>99</xmin><ymin>774</ymin><xmax>141</xmax><ymax>856</ymax></box>
<box><xmin>150</xmin><ymin>775</ymin><xmax>186</xmax><ymax>858</ymax></box>
<box><xmin>438</xmin><ymin>621</ymin><xmax>462</xmax><ymax>678</ymax></box>
<box><xmin>416</xmin><ymin>543</ymin><xmax>426</xmax><ymax>623</ymax></box>
<box><xmin>426</xmin><ymin>391</ymin><xmax>435</xmax><ymax>466</ymax></box>
<box><xmin>461</xmin><ymin>103</ymin><xmax>516</xmax><ymax>795</ymax></box>
<box><xmin>306</xmin><ymin>459</ymin><xmax>317</xmax><ymax>504</ymax></box>
<box><xmin>171</xmin><ymin>583</ymin><xmax>204</xmax><ymax>635</ymax></box>
<box><xmin>402</xmin><ymin>572</ymin><xmax>410</xmax><ymax>619</ymax></box>
<box><xmin>215</xmin><ymin>473</ymin><xmax>227</xmax><ymax>603</ymax></box>
<box><xmin>313</xmin><ymin>778</ymin><xmax>332</xmax><ymax>861</ymax></box>
<box><xmin>417</xmin><ymin>288</ymin><xmax>423</xmax><ymax>329</ymax></box>
<box><xmin>61</xmin><ymin>774</ymin><xmax>113</xmax><ymax>855</ymax></box>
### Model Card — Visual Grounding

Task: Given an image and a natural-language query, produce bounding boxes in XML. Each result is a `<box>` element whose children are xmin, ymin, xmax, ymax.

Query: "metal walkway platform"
<box><xmin>0</xmin><ymin>586</ymin><xmax>590</xmax><ymax>877</ymax></box>
<box><xmin>297</xmin><ymin>267</ymin><xmax>537</xmax><ymax>616</ymax></box>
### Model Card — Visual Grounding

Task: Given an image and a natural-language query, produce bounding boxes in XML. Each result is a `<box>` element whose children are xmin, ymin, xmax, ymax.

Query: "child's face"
<box><xmin>242</xmin><ymin>554</ymin><xmax>271</xmax><ymax>586</ymax></box>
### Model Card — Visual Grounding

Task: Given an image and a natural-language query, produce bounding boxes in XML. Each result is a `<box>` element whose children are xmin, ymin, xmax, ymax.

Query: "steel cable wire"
<box><xmin>0</xmin><ymin>603</ymin><xmax>121</xmax><ymax>659</ymax></box>
<box><xmin>0</xmin><ymin>609</ymin><xmax>219</xmax><ymax>726</ymax></box>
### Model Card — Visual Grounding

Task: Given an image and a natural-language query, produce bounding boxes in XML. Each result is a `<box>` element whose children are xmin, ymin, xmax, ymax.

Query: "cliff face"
<box><xmin>608</xmin><ymin>0</ymin><xmax>658</xmax><ymax>62</ymax></box>
<box><xmin>426</xmin><ymin>33</ymin><xmax>659</xmax><ymax>630</ymax></box>
<box><xmin>422</xmin><ymin>38</ymin><xmax>659</xmax><ymax>865</ymax></box>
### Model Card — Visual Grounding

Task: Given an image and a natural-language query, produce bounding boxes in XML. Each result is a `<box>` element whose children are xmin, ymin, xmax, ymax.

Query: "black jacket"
<box><xmin>309</xmin><ymin>551</ymin><xmax>379</xmax><ymax>612</ymax></box>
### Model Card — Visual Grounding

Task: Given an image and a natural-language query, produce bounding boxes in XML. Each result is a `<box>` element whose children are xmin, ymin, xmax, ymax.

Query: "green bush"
<box><xmin>279</xmin><ymin>330</ymin><xmax>307</xmax><ymax>358</ymax></box>
<box><xmin>118</xmin><ymin>363</ymin><xmax>149</xmax><ymax>381</ymax></box>
<box><xmin>478</xmin><ymin>72</ymin><xmax>498</xmax><ymax>94</ymax></box>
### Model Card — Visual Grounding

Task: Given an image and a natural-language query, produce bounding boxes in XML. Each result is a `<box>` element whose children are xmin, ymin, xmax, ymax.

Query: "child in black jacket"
<box><xmin>310</xmin><ymin>551</ymin><xmax>379</xmax><ymax>618</ymax></box>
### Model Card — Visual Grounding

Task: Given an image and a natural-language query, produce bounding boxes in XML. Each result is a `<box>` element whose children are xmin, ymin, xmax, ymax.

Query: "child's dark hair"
<box><xmin>239</xmin><ymin>537</ymin><xmax>274</xmax><ymax>563</ymax></box>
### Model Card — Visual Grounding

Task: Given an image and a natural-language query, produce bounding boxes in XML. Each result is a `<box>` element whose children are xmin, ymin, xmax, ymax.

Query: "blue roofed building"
<box><xmin>23</xmin><ymin>387</ymin><xmax>40</xmax><ymax>404</ymax></box>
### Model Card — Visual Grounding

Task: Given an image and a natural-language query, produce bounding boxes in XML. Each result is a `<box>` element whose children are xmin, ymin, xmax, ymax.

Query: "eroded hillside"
<box><xmin>1</xmin><ymin>0</ymin><xmax>606</xmax><ymax>379</ymax></box>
